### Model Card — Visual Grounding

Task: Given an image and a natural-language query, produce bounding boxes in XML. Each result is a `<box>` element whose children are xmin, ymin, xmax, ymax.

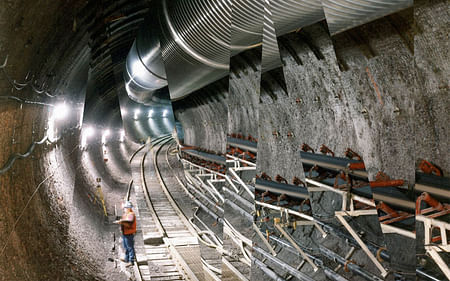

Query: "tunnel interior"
<box><xmin>0</xmin><ymin>1</ymin><xmax>449</xmax><ymax>281</ymax></box>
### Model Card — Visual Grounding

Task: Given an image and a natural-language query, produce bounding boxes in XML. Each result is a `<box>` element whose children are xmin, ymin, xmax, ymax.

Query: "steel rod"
<box><xmin>253</xmin><ymin>246</ymin><xmax>316</xmax><ymax>281</ymax></box>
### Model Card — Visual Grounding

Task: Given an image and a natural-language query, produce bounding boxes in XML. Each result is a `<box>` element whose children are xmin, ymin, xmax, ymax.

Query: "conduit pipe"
<box><xmin>191</xmin><ymin>173</ymin><xmax>222</xmax><ymax>203</ymax></box>
<box><xmin>192</xmin><ymin>194</ymin><xmax>223</xmax><ymax>224</ymax></box>
<box><xmin>228</xmin><ymin>168</ymin><xmax>255</xmax><ymax>199</ymax></box>
<box><xmin>183</xmin><ymin>149</ymin><xmax>227</xmax><ymax>166</ymax></box>
<box><xmin>227</xmin><ymin>137</ymin><xmax>258</xmax><ymax>153</ymax></box>
<box><xmin>300</xmin><ymin>151</ymin><xmax>368</xmax><ymax>179</ymax></box>
<box><xmin>186</xmin><ymin>182</ymin><xmax>224</xmax><ymax>214</ymax></box>
<box><xmin>257</xmin><ymin>236</ymin><xmax>350</xmax><ymax>281</ymax></box>
<box><xmin>256</xmin><ymin>178</ymin><xmax>309</xmax><ymax>200</ymax></box>
<box><xmin>0</xmin><ymin>134</ymin><xmax>55</xmax><ymax>175</ymax></box>
<box><xmin>268</xmin><ymin>236</ymin><xmax>352</xmax><ymax>279</ymax></box>
<box><xmin>0</xmin><ymin>95</ymin><xmax>53</xmax><ymax>107</ymax></box>
<box><xmin>226</xmin><ymin>154</ymin><xmax>257</xmax><ymax>167</ymax></box>
<box><xmin>223</xmin><ymin>187</ymin><xmax>254</xmax><ymax>211</ymax></box>
<box><xmin>225</xmin><ymin>199</ymin><xmax>253</xmax><ymax>221</ymax></box>
<box><xmin>253</xmin><ymin>258</ymin><xmax>285</xmax><ymax>281</ymax></box>
<box><xmin>314</xmin><ymin>219</ymin><xmax>391</xmax><ymax>262</ymax></box>
<box><xmin>319</xmin><ymin>245</ymin><xmax>384</xmax><ymax>281</ymax></box>
<box><xmin>192</xmin><ymin>207</ymin><xmax>223</xmax><ymax>245</ymax></box>
<box><xmin>255</xmin><ymin>200</ymin><xmax>390</xmax><ymax>261</ymax></box>
<box><xmin>253</xmin><ymin>246</ymin><xmax>316</xmax><ymax>281</ymax></box>
<box><xmin>416</xmin><ymin>268</ymin><xmax>442</xmax><ymax>281</ymax></box>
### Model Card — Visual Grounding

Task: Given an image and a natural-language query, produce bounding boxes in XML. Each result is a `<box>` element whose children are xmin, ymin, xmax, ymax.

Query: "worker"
<box><xmin>114</xmin><ymin>201</ymin><xmax>137</xmax><ymax>267</ymax></box>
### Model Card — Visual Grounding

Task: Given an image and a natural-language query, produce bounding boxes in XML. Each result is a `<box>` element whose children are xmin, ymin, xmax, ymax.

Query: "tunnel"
<box><xmin>0</xmin><ymin>0</ymin><xmax>449</xmax><ymax>281</ymax></box>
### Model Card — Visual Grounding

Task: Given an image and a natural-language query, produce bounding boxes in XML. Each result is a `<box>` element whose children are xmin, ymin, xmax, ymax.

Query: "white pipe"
<box><xmin>228</xmin><ymin>168</ymin><xmax>255</xmax><ymax>199</ymax></box>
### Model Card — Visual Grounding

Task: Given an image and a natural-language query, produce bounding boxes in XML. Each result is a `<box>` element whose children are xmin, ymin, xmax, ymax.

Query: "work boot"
<box><xmin>125</xmin><ymin>262</ymin><xmax>133</xmax><ymax>267</ymax></box>
<box><xmin>120</xmin><ymin>258</ymin><xmax>127</xmax><ymax>262</ymax></box>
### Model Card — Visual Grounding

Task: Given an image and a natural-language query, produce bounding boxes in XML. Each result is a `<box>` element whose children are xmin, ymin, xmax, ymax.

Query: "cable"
<box><xmin>0</xmin><ymin>144</ymin><xmax>79</xmax><ymax>257</ymax></box>
<box><xmin>0</xmin><ymin>134</ymin><xmax>54</xmax><ymax>175</ymax></box>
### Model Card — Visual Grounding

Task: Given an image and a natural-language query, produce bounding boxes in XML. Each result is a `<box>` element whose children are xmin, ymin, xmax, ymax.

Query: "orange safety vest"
<box><xmin>121</xmin><ymin>211</ymin><xmax>136</xmax><ymax>235</ymax></box>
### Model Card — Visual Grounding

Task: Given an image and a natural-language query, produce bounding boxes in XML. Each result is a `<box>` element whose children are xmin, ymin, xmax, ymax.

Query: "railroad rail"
<box><xmin>129</xmin><ymin>135</ymin><xmax>203</xmax><ymax>281</ymax></box>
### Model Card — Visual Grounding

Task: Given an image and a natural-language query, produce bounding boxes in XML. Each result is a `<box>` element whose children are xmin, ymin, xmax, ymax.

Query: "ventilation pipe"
<box><xmin>124</xmin><ymin>0</ymin><xmax>412</xmax><ymax>103</ymax></box>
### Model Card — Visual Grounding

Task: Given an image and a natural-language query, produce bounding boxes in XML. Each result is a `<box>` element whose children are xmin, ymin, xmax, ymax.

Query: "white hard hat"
<box><xmin>124</xmin><ymin>201</ymin><xmax>133</xmax><ymax>209</ymax></box>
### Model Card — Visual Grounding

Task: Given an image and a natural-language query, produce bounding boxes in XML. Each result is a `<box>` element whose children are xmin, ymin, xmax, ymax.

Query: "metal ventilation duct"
<box><xmin>270</xmin><ymin>0</ymin><xmax>325</xmax><ymax>36</ymax></box>
<box><xmin>125</xmin><ymin>0</ymin><xmax>410</xmax><ymax>103</ymax></box>
<box><xmin>262</xmin><ymin>0</ymin><xmax>283</xmax><ymax>73</ymax></box>
<box><xmin>124</xmin><ymin>0</ymin><xmax>325</xmax><ymax>102</ymax></box>
<box><xmin>322</xmin><ymin>0</ymin><xmax>413</xmax><ymax>35</ymax></box>
<box><xmin>124</xmin><ymin>15</ymin><xmax>168</xmax><ymax>104</ymax></box>
<box><xmin>158</xmin><ymin>0</ymin><xmax>326</xmax><ymax>100</ymax></box>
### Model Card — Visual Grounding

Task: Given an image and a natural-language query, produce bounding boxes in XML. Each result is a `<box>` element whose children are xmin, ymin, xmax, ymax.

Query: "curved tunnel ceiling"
<box><xmin>123</xmin><ymin>0</ymin><xmax>413</xmax><ymax>102</ymax></box>
<box><xmin>81</xmin><ymin>0</ymin><xmax>414</xmax><ymax>136</ymax></box>
<box><xmin>0</xmin><ymin>0</ymin><xmax>448</xmax><ymax>281</ymax></box>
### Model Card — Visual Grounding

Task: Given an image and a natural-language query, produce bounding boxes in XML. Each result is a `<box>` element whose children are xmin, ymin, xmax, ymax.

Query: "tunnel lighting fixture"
<box><xmin>148</xmin><ymin>109</ymin><xmax>153</xmax><ymax>118</ymax></box>
<box><xmin>120</xmin><ymin>130</ymin><xmax>125</xmax><ymax>142</ymax></box>
<box><xmin>102</xmin><ymin>129</ymin><xmax>110</xmax><ymax>144</ymax></box>
<box><xmin>84</xmin><ymin>126</ymin><xmax>95</xmax><ymax>137</ymax></box>
<box><xmin>163</xmin><ymin>109</ymin><xmax>168</xmax><ymax>118</ymax></box>
<box><xmin>81</xmin><ymin>126</ymin><xmax>95</xmax><ymax>149</ymax></box>
<box><xmin>53</xmin><ymin>102</ymin><xmax>69</xmax><ymax>120</ymax></box>
<box><xmin>79</xmin><ymin>106</ymin><xmax>84</xmax><ymax>128</ymax></box>
<box><xmin>134</xmin><ymin>109</ymin><xmax>140</xmax><ymax>120</ymax></box>
<box><xmin>47</xmin><ymin>115</ymin><xmax>56</xmax><ymax>142</ymax></box>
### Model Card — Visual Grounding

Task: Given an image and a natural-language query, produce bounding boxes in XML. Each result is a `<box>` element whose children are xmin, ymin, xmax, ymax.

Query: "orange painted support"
<box><xmin>349</xmin><ymin>162</ymin><xmax>365</xmax><ymax>170</ymax></box>
<box><xmin>180</xmin><ymin>146</ymin><xmax>197</xmax><ymax>151</ymax></box>
<box><xmin>419</xmin><ymin>159</ymin><xmax>442</xmax><ymax>176</ymax></box>
<box><xmin>292</xmin><ymin>177</ymin><xmax>306</xmax><ymax>187</ymax></box>
<box><xmin>345</xmin><ymin>148</ymin><xmax>362</xmax><ymax>161</ymax></box>
<box><xmin>377</xmin><ymin>201</ymin><xmax>399</xmax><ymax>218</ymax></box>
<box><xmin>319</xmin><ymin>144</ymin><xmax>335</xmax><ymax>157</ymax></box>
<box><xmin>416</xmin><ymin>192</ymin><xmax>445</xmax><ymax>215</ymax></box>
<box><xmin>301</xmin><ymin>143</ymin><xmax>315</xmax><ymax>153</ymax></box>
<box><xmin>369</xmin><ymin>180</ymin><xmax>404</xmax><ymax>188</ymax></box>
<box><xmin>275</xmin><ymin>175</ymin><xmax>288</xmax><ymax>184</ymax></box>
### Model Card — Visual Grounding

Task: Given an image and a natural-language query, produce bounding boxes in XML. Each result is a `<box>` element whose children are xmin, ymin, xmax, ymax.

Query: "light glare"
<box><xmin>120</xmin><ymin>130</ymin><xmax>125</xmax><ymax>142</ymax></box>
<box><xmin>54</xmin><ymin>103</ymin><xmax>69</xmax><ymax>120</ymax></box>
<box><xmin>81</xmin><ymin>126</ymin><xmax>94</xmax><ymax>149</ymax></box>
<box><xmin>134</xmin><ymin>109</ymin><xmax>140</xmax><ymax>120</ymax></box>
<box><xmin>102</xmin><ymin>129</ymin><xmax>110</xmax><ymax>144</ymax></box>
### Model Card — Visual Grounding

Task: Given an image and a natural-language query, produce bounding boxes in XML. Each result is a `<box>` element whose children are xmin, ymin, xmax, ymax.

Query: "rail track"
<box><xmin>129</xmin><ymin>135</ymin><xmax>204</xmax><ymax>281</ymax></box>
<box><xmin>128</xmin><ymin>138</ymin><xmax>448</xmax><ymax>281</ymax></box>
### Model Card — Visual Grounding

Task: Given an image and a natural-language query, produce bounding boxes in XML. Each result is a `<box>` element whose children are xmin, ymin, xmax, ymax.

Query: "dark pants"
<box><xmin>123</xmin><ymin>234</ymin><xmax>135</xmax><ymax>262</ymax></box>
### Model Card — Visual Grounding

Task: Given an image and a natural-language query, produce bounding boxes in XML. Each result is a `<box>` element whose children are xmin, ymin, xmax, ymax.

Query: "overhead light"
<box><xmin>134</xmin><ymin>109</ymin><xmax>140</xmax><ymax>120</ymax></box>
<box><xmin>163</xmin><ymin>109</ymin><xmax>168</xmax><ymax>117</ymax></box>
<box><xmin>120</xmin><ymin>130</ymin><xmax>125</xmax><ymax>142</ymax></box>
<box><xmin>79</xmin><ymin>106</ymin><xmax>84</xmax><ymax>128</ymax></box>
<box><xmin>102</xmin><ymin>129</ymin><xmax>110</xmax><ymax>144</ymax></box>
<box><xmin>148</xmin><ymin>109</ymin><xmax>153</xmax><ymax>118</ymax></box>
<box><xmin>81</xmin><ymin>126</ymin><xmax>95</xmax><ymax>148</ymax></box>
<box><xmin>53</xmin><ymin>103</ymin><xmax>69</xmax><ymax>120</ymax></box>
<box><xmin>84</xmin><ymin>126</ymin><xmax>95</xmax><ymax>137</ymax></box>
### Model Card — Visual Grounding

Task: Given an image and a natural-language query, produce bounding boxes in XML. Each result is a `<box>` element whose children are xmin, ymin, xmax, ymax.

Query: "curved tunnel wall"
<box><xmin>0</xmin><ymin>1</ymin><xmax>133</xmax><ymax>279</ymax></box>
<box><xmin>173</xmin><ymin>78</ymin><xmax>229</xmax><ymax>153</ymax></box>
<box><xmin>168</xmin><ymin>2</ymin><xmax>448</xmax><ymax>278</ymax></box>
<box><xmin>0</xmin><ymin>0</ymin><xmax>448</xmax><ymax>280</ymax></box>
